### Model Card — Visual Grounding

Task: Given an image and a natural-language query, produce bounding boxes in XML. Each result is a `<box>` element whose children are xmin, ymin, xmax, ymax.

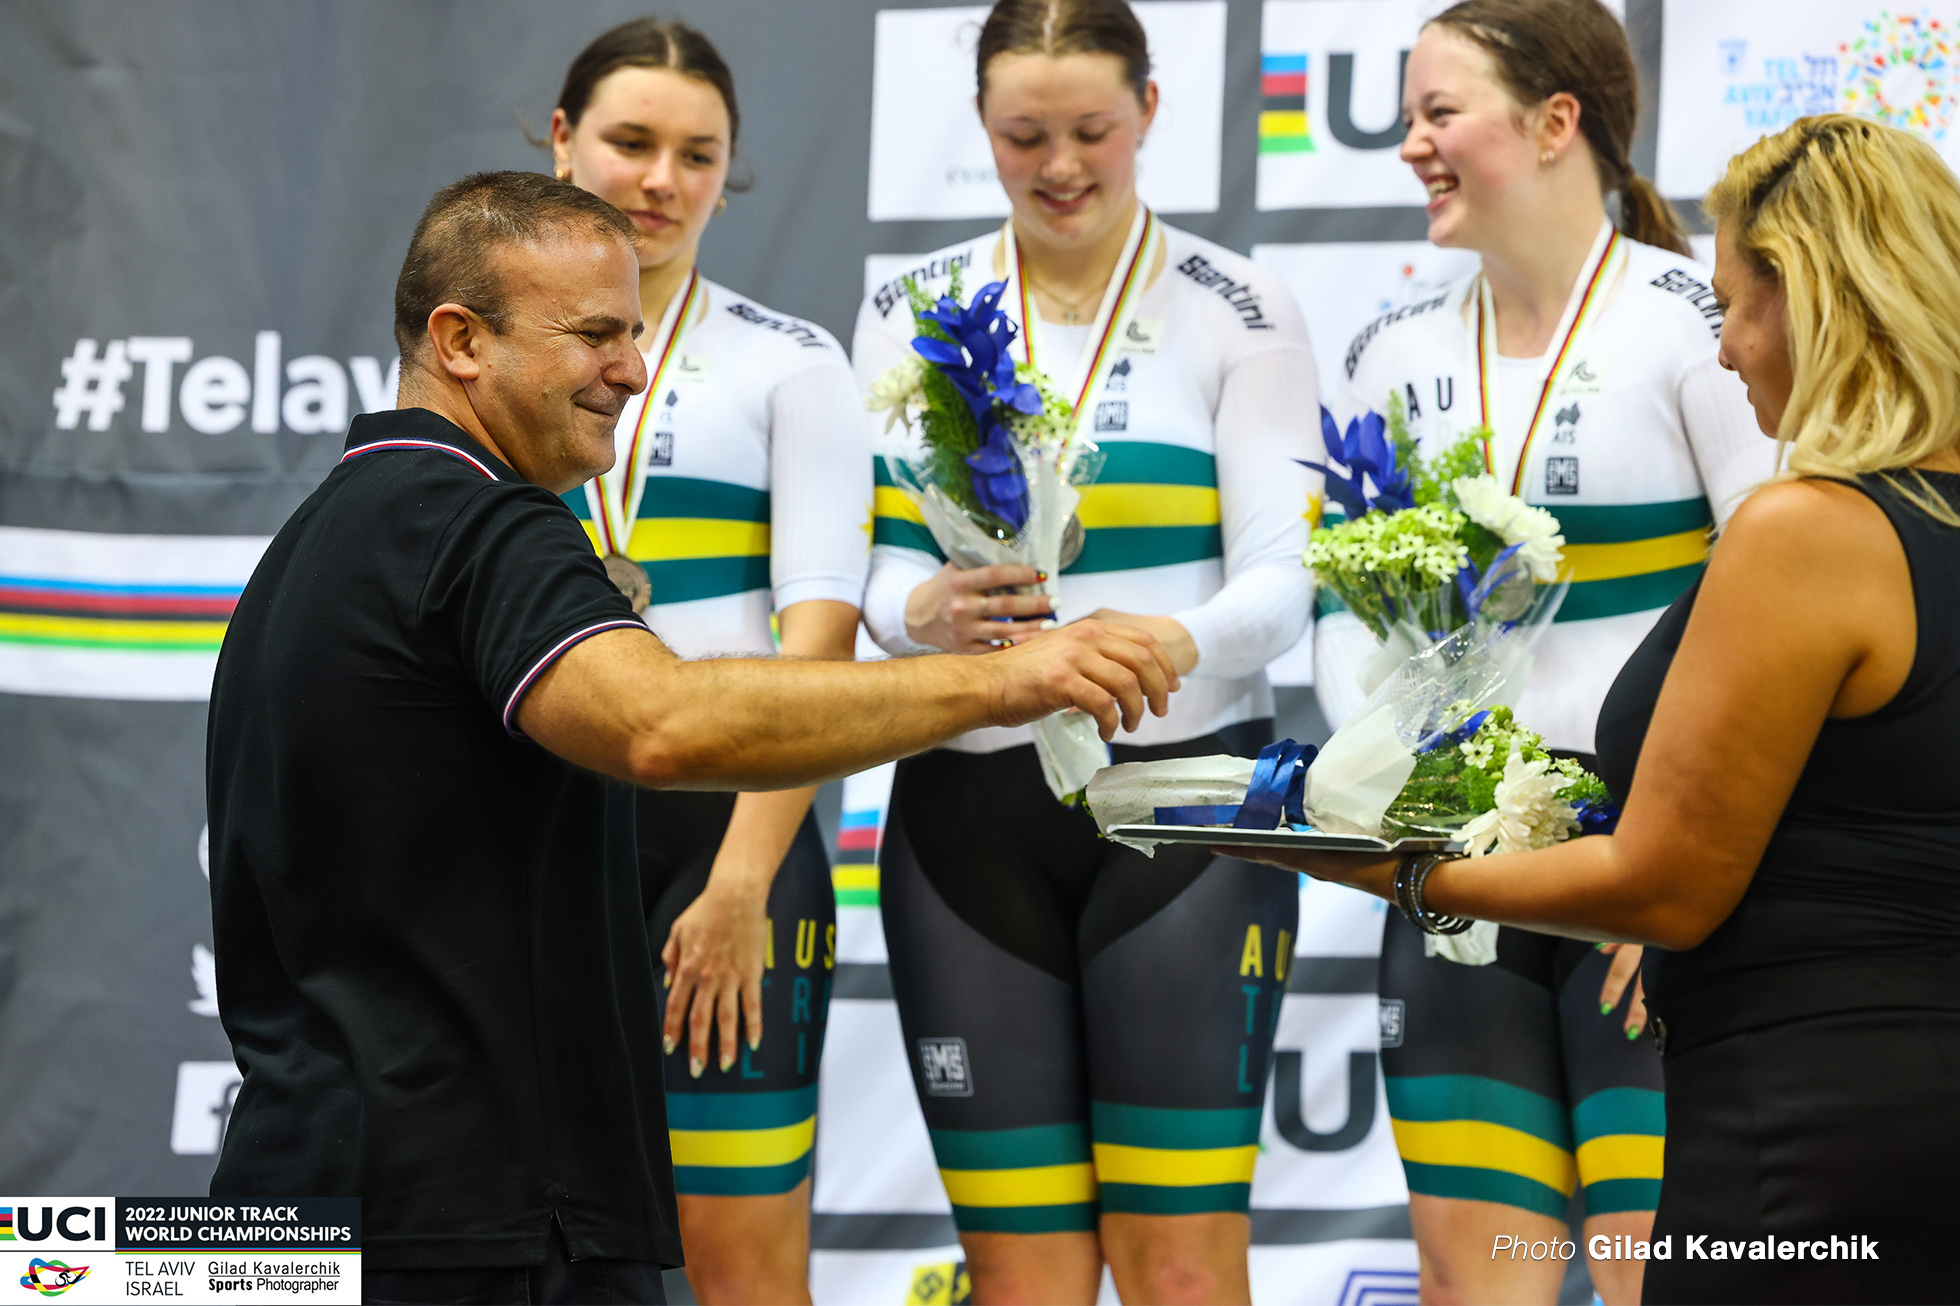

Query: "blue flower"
<box><xmin>966</xmin><ymin>427</ymin><xmax>1028</xmax><ymax>529</ymax></box>
<box><xmin>1300</xmin><ymin>406</ymin><xmax>1415</xmax><ymax>518</ymax></box>
<box><xmin>910</xmin><ymin>280</ymin><xmax>1038</xmax><ymax>530</ymax></box>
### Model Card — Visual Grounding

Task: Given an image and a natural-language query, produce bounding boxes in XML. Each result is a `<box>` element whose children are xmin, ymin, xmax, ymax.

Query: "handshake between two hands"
<box><xmin>980</xmin><ymin>610</ymin><xmax>1185</xmax><ymax>742</ymax></box>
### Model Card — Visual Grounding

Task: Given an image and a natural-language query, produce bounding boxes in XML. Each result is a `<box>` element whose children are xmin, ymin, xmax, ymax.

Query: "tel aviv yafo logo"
<box><xmin>18</xmin><ymin>1260</ymin><xmax>91</xmax><ymax>1297</ymax></box>
<box><xmin>1840</xmin><ymin>11</ymin><xmax>1957</xmax><ymax>140</ymax></box>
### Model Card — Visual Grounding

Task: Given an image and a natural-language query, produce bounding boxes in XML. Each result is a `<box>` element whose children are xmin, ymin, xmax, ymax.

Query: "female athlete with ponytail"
<box><xmin>549</xmin><ymin>19</ymin><xmax>869</xmax><ymax>1304</ymax></box>
<box><xmin>854</xmin><ymin>1</ymin><xmax>1315</xmax><ymax>1300</ymax></box>
<box><xmin>1316</xmin><ymin>2</ymin><xmax>1766</xmax><ymax>1301</ymax></box>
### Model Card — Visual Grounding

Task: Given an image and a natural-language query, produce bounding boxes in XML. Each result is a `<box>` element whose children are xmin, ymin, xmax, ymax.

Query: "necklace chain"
<box><xmin>1026</xmin><ymin>273</ymin><xmax>1101</xmax><ymax>325</ymax></box>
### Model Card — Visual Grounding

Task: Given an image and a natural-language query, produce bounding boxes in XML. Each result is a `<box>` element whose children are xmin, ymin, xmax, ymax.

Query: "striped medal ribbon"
<box><xmin>1472</xmin><ymin>222</ymin><xmax>1626</xmax><ymax>495</ymax></box>
<box><xmin>585</xmin><ymin>268</ymin><xmax>704</xmax><ymax>610</ymax></box>
<box><xmin>1003</xmin><ymin>204</ymin><xmax>1164</xmax><ymax>451</ymax></box>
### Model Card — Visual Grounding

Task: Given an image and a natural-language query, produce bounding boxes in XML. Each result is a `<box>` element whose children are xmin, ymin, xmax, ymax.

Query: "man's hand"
<box><xmin>980</xmin><ymin>618</ymin><xmax>1179</xmax><ymax>739</ymax></box>
<box><xmin>661</xmin><ymin>880</ymin><xmax>770</xmax><ymax>1078</ymax></box>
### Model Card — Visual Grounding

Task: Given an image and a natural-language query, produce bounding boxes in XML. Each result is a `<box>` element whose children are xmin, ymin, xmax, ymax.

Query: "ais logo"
<box><xmin>18</xmin><ymin>1260</ymin><xmax>90</xmax><ymax>1297</ymax></box>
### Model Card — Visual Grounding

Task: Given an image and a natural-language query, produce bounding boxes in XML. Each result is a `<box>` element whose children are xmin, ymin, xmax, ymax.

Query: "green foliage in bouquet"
<box><xmin>1306</xmin><ymin>393</ymin><xmax>1566</xmax><ymax>639</ymax></box>
<box><xmin>902</xmin><ymin>270</ymin><xmax>996</xmax><ymax>528</ymax></box>
<box><xmin>1385</xmin><ymin>704</ymin><xmax>1610</xmax><ymax>837</ymax></box>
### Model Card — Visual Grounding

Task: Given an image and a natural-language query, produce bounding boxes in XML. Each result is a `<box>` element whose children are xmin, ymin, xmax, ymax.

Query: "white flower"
<box><xmin>1452</xmin><ymin>474</ymin><xmax>1566</xmax><ymax>582</ymax></box>
<box><xmin>1458</xmin><ymin>748</ymin><xmax>1581</xmax><ymax>857</ymax></box>
<box><xmin>865</xmin><ymin>358</ymin><xmax>926</xmax><ymax>432</ymax></box>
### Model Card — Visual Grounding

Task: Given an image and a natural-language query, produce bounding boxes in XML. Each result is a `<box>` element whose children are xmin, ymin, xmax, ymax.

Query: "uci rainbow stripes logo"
<box><xmin>0</xmin><ymin>1205</ymin><xmax>13</xmax><ymax>1238</ymax></box>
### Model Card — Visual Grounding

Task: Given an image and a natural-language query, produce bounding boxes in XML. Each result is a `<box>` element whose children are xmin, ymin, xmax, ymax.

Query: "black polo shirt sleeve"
<box><xmin>423</xmin><ymin>481</ymin><xmax>648</xmax><ymax>737</ymax></box>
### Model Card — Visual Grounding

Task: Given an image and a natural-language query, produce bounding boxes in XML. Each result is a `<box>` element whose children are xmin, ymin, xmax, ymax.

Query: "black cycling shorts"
<box><xmin>880</xmin><ymin>721</ymin><xmax>1298</xmax><ymax>1234</ymax></box>
<box><xmin>637</xmin><ymin>789</ymin><xmax>835</xmax><ymax>1197</ymax></box>
<box><xmin>1379</xmin><ymin>913</ymin><xmax>1664</xmax><ymax>1220</ymax></box>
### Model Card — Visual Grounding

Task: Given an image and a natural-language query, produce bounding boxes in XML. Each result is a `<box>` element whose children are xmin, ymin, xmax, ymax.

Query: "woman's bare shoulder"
<box><xmin>1717</xmin><ymin>477</ymin><xmax>1897</xmax><ymax>574</ymax></box>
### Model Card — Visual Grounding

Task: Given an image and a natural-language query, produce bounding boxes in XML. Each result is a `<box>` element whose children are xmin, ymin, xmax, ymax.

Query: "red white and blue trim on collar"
<box><xmin>341</xmin><ymin>439</ymin><xmax>501</xmax><ymax>480</ymax></box>
<box><xmin>503</xmin><ymin>618</ymin><xmax>649</xmax><ymax>737</ymax></box>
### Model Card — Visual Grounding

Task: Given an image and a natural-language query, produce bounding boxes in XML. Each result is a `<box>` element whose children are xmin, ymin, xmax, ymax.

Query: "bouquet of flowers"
<box><xmin>1082</xmin><ymin>621</ymin><xmax>1617</xmax><ymax>964</ymax></box>
<box><xmin>867</xmin><ymin>269</ymin><xmax>1110</xmax><ymax>800</ymax></box>
<box><xmin>1304</xmin><ymin>396</ymin><xmax>1569</xmax><ymax>695</ymax></box>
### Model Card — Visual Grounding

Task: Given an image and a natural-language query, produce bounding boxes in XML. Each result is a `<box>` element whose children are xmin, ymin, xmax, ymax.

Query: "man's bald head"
<box><xmin>392</xmin><ymin>171</ymin><xmax>638</xmax><ymax>359</ymax></box>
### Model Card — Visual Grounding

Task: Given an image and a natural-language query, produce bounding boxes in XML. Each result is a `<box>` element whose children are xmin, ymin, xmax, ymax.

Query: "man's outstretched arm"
<box><xmin>516</xmin><ymin>620</ymin><xmax>1179</xmax><ymax>790</ymax></box>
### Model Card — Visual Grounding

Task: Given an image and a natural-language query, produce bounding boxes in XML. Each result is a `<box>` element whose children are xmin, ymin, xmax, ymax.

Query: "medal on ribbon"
<box><xmin>1470</xmin><ymin>222</ymin><xmax>1626</xmax><ymax>495</ymax></box>
<box><xmin>585</xmin><ymin>268</ymin><xmax>705</xmax><ymax>613</ymax></box>
<box><xmin>1000</xmin><ymin>204</ymin><xmax>1164</xmax><ymax>567</ymax></box>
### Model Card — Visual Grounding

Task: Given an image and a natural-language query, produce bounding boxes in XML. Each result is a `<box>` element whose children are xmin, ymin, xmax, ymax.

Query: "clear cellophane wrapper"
<box><xmin>896</xmin><ymin>442</ymin><xmax>1109</xmax><ymax>800</ymax></box>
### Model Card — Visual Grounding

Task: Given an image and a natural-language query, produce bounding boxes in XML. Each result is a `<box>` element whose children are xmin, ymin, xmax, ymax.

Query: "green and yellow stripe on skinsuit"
<box><xmin>563</xmin><ymin>477</ymin><xmax>771</xmax><ymax>604</ymax></box>
<box><xmin>1385</xmin><ymin>1074</ymin><xmax>1578</xmax><ymax>1219</ymax></box>
<box><xmin>929</xmin><ymin>1123</ymin><xmax>1100</xmax><ymax>1233</ymax></box>
<box><xmin>1552</xmin><ymin>497</ymin><xmax>1711</xmax><ymax>623</ymax></box>
<box><xmin>925</xmin><ymin>1102</ymin><xmax>1264</xmax><ymax>1233</ymax></box>
<box><xmin>873</xmin><ymin>441</ymin><xmax>1222</xmax><ymax>575</ymax></box>
<box><xmin>1569</xmin><ymin>1086</ymin><xmax>1665</xmax><ymax>1214</ymax></box>
<box><xmin>1090</xmin><ymin>1102</ymin><xmax>1262</xmax><ymax>1216</ymax></box>
<box><xmin>668</xmin><ymin>1084</ymin><xmax>818</xmax><ymax>1196</ymax></box>
<box><xmin>1312</xmin><ymin>495</ymin><xmax>1711</xmax><ymax>624</ymax></box>
<box><xmin>1384</xmin><ymin>1076</ymin><xmax>1664</xmax><ymax>1218</ymax></box>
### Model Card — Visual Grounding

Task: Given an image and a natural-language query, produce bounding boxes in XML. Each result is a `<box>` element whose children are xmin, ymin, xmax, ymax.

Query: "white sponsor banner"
<box><xmin>867</xmin><ymin>2</ymin><xmax>1227</xmax><ymax>221</ymax></box>
<box><xmin>1256</xmin><ymin>0</ymin><xmax>1624</xmax><ymax>211</ymax></box>
<box><xmin>0</xmin><ymin>527</ymin><xmax>270</xmax><ymax>701</ymax></box>
<box><xmin>1257</xmin><ymin>0</ymin><xmax>1430</xmax><ymax>210</ymax></box>
<box><xmin>1657</xmin><ymin>2</ymin><xmax>1960</xmax><ymax>196</ymax></box>
<box><xmin>1251</xmin><ymin>240</ymin><xmax>1478</xmax><ymax>406</ymax></box>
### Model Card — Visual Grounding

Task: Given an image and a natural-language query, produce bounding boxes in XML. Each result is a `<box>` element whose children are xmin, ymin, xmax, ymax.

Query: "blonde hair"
<box><xmin>1705</xmin><ymin>113</ymin><xmax>1960</xmax><ymax>524</ymax></box>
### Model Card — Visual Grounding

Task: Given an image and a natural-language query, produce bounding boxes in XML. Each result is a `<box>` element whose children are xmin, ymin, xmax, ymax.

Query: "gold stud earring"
<box><xmin>1540</xmin><ymin>150</ymin><xmax>1556</xmax><ymax>166</ymax></box>
<box><xmin>714</xmin><ymin>195</ymin><xmax>728</xmax><ymax>214</ymax></box>
<box><xmin>555</xmin><ymin>167</ymin><xmax>570</xmax><ymax>182</ymax></box>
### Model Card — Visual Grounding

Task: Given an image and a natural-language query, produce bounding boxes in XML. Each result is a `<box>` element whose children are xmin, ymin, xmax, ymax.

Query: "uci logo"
<box><xmin>19</xmin><ymin>1259</ymin><xmax>91</xmax><ymax>1297</ymax></box>
<box><xmin>0</xmin><ymin>1205</ymin><xmax>107</xmax><ymax>1244</ymax></box>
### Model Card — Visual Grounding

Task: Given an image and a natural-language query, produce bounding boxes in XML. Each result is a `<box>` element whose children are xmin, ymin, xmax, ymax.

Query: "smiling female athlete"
<box><xmin>854</xmin><ymin>2</ymin><xmax>1316</xmax><ymax>1301</ymax></box>
<box><xmin>1316</xmin><ymin>2</ymin><xmax>1767</xmax><ymax>1301</ymax></box>
<box><xmin>549</xmin><ymin>19</ymin><xmax>869</xmax><ymax>1304</ymax></box>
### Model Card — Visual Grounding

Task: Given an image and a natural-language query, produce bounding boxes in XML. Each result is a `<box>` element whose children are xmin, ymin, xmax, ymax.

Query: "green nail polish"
<box><xmin>662</xmin><ymin>1036</ymin><xmax>676</xmax><ymax>1054</ymax></box>
<box><xmin>1626</xmin><ymin>1026</ymin><xmax>1642</xmax><ymax>1040</ymax></box>
<box><xmin>1601</xmin><ymin>1002</ymin><xmax>1613</xmax><ymax>1015</ymax></box>
<box><xmin>689</xmin><ymin>1057</ymin><xmax>705</xmax><ymax>1078</ymax></box>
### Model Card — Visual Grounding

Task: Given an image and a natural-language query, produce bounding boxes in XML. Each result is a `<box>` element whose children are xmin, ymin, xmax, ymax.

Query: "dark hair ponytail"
<box><xmin>554</xmin><ymin>17</ymin><xmax>750</xmax><ymax>189</ymax></box>
<box><xmin>976</xmin><ymin>0</ymin><xmax>1152</xmax><ymax>107</ymax></box>
<box><xmin>1429</xmin><ymin>0</ymin><xmax>1691</xmax><ymax>255</ymax></box>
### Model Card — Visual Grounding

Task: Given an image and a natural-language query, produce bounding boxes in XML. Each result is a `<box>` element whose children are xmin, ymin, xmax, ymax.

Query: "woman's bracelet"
<box><xmin>1394</xmin><ymin>852</ymin><xmax>1474</xmax><ymax>935</ymax></box>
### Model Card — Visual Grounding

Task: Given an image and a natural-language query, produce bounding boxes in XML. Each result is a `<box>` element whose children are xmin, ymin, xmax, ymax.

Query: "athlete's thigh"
<box><xmin>1378</xmin><ymin>915</ymin><xmax>1578</xmax><ymax>1221</ymax></box>
<box><xmin>657</xmin><ymin>810</ymin><xmax>833</xmax><ymax>1199</ymax></box>
<box><xmin>1079</xmin><ymin>852</ymin><xmax>1298</xmax><ymax>1219</ymax></box>
<box><xmin>1554</xmin><ymin>940</ymin><xmax>1664</xmax><ymax>1220</ymax></box>
<box><xmin>881</xmin><ymin>751</ymin><xmax>1100</xmax><ymax>1236</ymax></box>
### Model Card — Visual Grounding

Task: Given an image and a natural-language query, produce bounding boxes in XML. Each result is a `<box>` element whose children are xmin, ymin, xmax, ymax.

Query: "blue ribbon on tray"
<box><xmin>1154</xmin><ymin>739</ymin><xmax>1318</xmax><ymax>830</ymax></box>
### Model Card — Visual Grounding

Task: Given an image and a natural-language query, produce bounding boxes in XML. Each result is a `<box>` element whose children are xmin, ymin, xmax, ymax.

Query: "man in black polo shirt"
<box><xmin>204</xmin><ymin>172</ymin><xmax>1175</xmax><ymax>1304</ymax></box>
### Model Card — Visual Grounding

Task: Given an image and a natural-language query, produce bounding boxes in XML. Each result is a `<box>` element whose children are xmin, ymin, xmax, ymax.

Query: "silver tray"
<box><xmin>1105</xmin><ymin>824</ymin><xmax>1465</xmax><ymax>853</ymax></box>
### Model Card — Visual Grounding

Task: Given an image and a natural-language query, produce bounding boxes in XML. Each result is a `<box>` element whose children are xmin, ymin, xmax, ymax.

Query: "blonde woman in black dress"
<box><xmin>1239</xmin><ymin>113</ymin><xmax>1960</xmax><ymax>1304</ymax></box>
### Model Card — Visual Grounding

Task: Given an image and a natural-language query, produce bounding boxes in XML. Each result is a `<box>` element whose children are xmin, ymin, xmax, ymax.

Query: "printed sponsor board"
<box><xmin>0</xmin><ymin>1200</ymin><xmax>357</xmax><ymax>1303</ymax></box>
<box><xmin>867</xmin><ymin>3</ymin><xmax>1227</xmax><ymax>220</ymax></box>
<box><xmin>1256</xmin><ymin>0</ymin><xmax>1622</xmax><ymax>211</ymax></box>
<box><xmin>1658</xmin><ymin>3</ymin><xmax>1960</xmax><ymax>195</ymax></box>
<box><xmin>1250</xmin><ymin>240</ymin><xmax>1479</xmax><ymax>401</ymax></box>
<box><xmin>0</xmin><ymin>528</ymin><xmax>270</xmax><ymax>701</ymax></box>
